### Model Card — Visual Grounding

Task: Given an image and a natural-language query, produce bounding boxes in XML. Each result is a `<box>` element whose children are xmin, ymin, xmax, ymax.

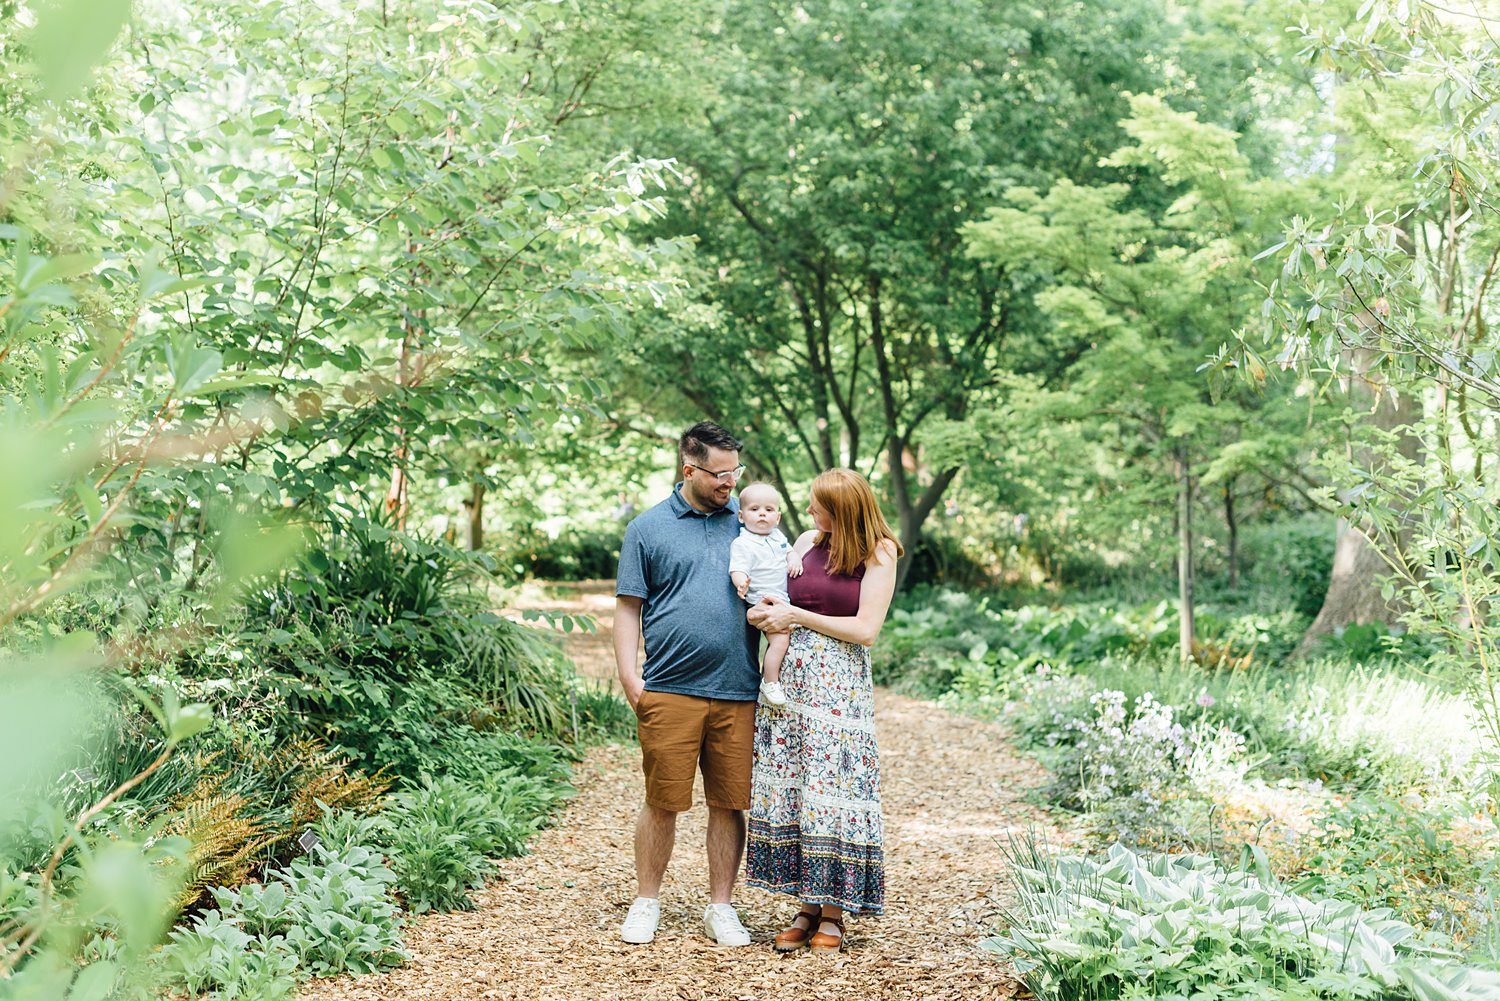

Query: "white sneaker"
<box><xmin>760</xmin><ymin>680</ymin><xmax>787</xmax><ymax>707</ymax></box>
<box><xmin>621</xmin><ymin>897</ymin><xmax>660</xmax><ymax>944</ymax></box>
<box><xmin>703</xmin><ymin>903</ymin><xmax>752</xmax><ymax>946</ymax></box>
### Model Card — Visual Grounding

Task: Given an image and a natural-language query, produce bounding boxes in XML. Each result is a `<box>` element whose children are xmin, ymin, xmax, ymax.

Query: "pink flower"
<box><xmin>1196</xmin><ymin>692</ymin><xmax>1216</xmax><ymax>708</ymax></box>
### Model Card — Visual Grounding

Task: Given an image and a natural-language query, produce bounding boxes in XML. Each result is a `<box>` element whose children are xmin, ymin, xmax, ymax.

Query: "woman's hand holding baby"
<box><xmin>748</xmin><ymin>594</ymin><xmax>797</xmax><ymax>634</ymax></box>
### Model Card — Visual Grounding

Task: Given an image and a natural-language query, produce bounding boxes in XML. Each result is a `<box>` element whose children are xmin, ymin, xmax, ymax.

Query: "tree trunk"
<box><xmin>1177</xmin><ymin>448</ymin><xmax>1195</xmax><ymax>663</ymax></box>
<box><xmin>1295</xmin><ymin>344</ymin><xmax>1422</xmax><ymax>656</ymax></box>
<box><xmin>386</xmin><ymin>251</ymin><xmax>419</xmax><ymax>531</ymax></box>
<box><xmin>464</xmin><ymin>481</ymin><xmax>485</xmax><ymax>551</ymax></box>
<box><xmin>1224</xmin><ymin>479</ymin><xmax>1239</xmax><ymax>591</ymax></box>
<box><xmin>887</xmin><ymin>446</ymin><xmax>958</xmax><ymax>593</ymax></box>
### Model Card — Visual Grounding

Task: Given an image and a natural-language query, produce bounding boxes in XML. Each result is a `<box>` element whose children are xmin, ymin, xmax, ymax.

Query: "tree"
<box><xmin>610</xmin><ymin>0</ymin><xmax>1182</xmax><ymax>584</ymax></box>
<box><xmin>0</xmin><ymin>0</ymin><xmax>688</xmax><ymax>608</ymax></box>
<box><xmin>965</xmin><ymin>96</ymin><xmax>1328</xmax><ymax>657</ymax></box>
<box><xmin>1249</xmin><ymin>0</ymin><xmax>1500</xmax><ymax>748</ymax></box>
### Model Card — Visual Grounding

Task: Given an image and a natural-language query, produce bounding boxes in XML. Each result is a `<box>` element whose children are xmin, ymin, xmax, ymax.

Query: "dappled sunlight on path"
<box><xmin>300</xmin><ymin>582</ymin><xmax>1065</xmax><ymax>1001</ymax></box>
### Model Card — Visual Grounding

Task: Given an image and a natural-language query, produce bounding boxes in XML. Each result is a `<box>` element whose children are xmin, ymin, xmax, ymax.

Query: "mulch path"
<box><xmin>299</xmin><ymin>582</ymin><xmax>1068</xmax><ymax>1001</ymax></box>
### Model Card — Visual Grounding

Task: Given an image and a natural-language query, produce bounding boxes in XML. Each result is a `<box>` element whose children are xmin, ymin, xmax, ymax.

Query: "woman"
<box><xmin>744</xmin><ymin>468</ymin><xmax>902</xmax><ymax>954</ymax></box>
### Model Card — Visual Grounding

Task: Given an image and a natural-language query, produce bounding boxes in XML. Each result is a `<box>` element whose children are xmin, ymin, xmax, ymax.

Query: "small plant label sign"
<box><xmin>297</xmin><ymin>829</ymin><xmax>321</xmax><ymax>853</ymax></box>
<box><xmin>71</xmin><ymin>767</ymin><xmax>100</xmax><ymax>784</ymax></box>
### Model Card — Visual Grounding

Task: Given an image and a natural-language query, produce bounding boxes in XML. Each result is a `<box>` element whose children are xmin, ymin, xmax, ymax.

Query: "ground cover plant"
<box><xmin>991</xmin><ymin>840</ymin><xmax>1500</xmax><ymax>1001</ymax></box>
<box><xmin>155</xmin><ymin>843</ymin><xmax>406</xmax><ymax>999</ymax></box>
<box><xmin>879</xmin><ymin>584</ymin><xmax>1499</xmax><ymax>964</ymax></box>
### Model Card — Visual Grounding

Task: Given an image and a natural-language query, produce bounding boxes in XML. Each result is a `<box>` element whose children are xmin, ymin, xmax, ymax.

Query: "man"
<box><xmin>614</xmin><ymin>421</ymin><xmax>761</xmax><ymax>947</ymax></box>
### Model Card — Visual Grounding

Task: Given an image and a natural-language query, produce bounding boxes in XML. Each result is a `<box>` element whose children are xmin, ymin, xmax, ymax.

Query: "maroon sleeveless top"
<box><xmin>789</xmin><ymin>542</ymin><xmax>865</xmax><ymax>617</ymax></box>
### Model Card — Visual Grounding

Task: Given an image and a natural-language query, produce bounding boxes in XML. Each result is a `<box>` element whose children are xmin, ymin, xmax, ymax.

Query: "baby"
<box><xmin>729</xmin><ymin>482</ymin><xmax>803</xmax><ymax>707</ymax></box>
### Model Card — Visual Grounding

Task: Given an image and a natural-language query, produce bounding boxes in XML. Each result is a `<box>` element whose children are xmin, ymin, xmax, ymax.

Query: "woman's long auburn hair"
<box><xmin>811</xmin><ymin>468</ymin><xmax>904</xmax><ymax>576</ymax></box>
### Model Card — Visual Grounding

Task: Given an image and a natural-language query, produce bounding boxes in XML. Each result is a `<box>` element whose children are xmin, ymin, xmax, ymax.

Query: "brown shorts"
<box><xmin>635</xmin><ymin>690</ymin><xmax>756</xmax><ymax>812</ymax></box>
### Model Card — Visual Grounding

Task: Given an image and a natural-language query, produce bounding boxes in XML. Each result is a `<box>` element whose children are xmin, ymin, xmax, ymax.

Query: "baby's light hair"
<box><xmin>737</xmin><ymin>481</ymin><xmax>780</xmax><ymax>505</ymax></box>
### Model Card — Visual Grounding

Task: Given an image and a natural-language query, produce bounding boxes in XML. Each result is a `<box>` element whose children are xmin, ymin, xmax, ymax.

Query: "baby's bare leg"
<box><xmin>762</xmin><ymin>630</ymin><xmax>791</xmax><ymax>684</ymax></box>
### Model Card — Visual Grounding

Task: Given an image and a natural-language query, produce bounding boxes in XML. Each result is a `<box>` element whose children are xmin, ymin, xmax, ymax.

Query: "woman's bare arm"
<box><xmin>792</xmin><ymin>529</ymin><xmax>818</xmax><ymax>558</ymax></box>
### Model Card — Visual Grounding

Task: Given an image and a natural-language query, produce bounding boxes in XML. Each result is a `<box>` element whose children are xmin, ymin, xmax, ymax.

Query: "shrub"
<box><xmin>240</xmin><ymin>507</ymin><xmax>584</xmax><ymax>777</ymax></box>
<box><xmin>878</xmin><ymin>590</ymin><xmax>1317</xmax><ymax>698</ymax></box>
<box><xmin>1009</xmin><ymin>678</ymin><xmax>1253</xmax><ymax>846</ymax></box>
<box><xmin>377</xmin><ymin>769</ymin><xmax>563</xmax><ymax>912</ymax></box>
<box><xmin>902</xmin><ymin>532</ymin><xmax>996</xmax><ymax>591</ymax></box>
<box><xmin>382</xmin><ymin>816</ymin><xmax>489</xmax><ymax>914</ymax></box>
<box><xmin>1053</xmin><ymin>690</ymin><xmax>1190</xmax><ymax>812</ymax></box>
<box><xmin>224</xmin><ymin>845</ymin><xmax>404</xmax><ymax>976</ymax></box>
<box><xmin>1297</xmin><ymin>793</ymin><xmax>1500</xmax><ymax>942</ymax></box>
<box><xmin>995</xmin><ymin>666</ymin><xmax>1095</xmax><ymax>749</ymax></box>
<box><xmin>1238</xmin><ymin>515</ymin><xmax>1335</xmax><ymax>618</ymax></box>
<box><xmin>1001</xmin><ymin>657</ymin><xmax>1484</xmax><ymax>795</ymax></box>
<box><xmin>499</xmin><ymin>526</ymin><xmax>622</xmax><ymax>581</ymax></box>
<box><xmin>569</xmin><ymin>683</ymin><xmax>639</xmax><ymax>742</ymax></box>
<box><xmin>990</xmin><ymin>840</ymin><xmax>1500</xmax><ymax>1001</ymax></box>
<box><xmin>156</xmin><ymin>910</ymin><xmax>299</xmax><ymax>1001</ymax></box>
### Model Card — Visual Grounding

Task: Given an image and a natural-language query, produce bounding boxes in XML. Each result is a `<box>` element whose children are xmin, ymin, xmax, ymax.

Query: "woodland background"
<box><xmin>3</xmin><ymin>0</ymin><xmax>1500</xmax><ymax>999</ymax></box>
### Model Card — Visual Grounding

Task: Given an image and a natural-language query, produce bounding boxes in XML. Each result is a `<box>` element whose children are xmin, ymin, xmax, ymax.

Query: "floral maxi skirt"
<box><xmin>745</xmin><ymin>627</ymin><xmax>885</xmax><ymax>915</ymax></box>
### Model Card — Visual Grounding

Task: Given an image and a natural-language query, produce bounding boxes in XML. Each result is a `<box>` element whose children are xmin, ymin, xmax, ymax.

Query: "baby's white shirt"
<box><xmin>728</xmin><ymin>526</ymin><xmax>793</xmax><ymax>604</ymax></box>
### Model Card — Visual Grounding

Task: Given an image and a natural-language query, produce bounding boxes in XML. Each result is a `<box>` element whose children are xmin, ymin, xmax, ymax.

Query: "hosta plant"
<box><xmin>988</xmin><ymin>840</ymin><xmax>1500</xmax><ymax>1001</ymax></box>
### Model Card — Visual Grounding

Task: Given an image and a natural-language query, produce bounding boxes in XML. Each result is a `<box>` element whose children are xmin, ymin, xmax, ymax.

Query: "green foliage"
<box><xmin>381</xmin><ymin>818</ymin><xmax>489</xmax><ymax>916</ymax></box>
<box><xmin>1237</xmin><ymin>516</ymin><xmax>1335</xmax><ymax>619</ymax></box>
<box><xmin>160</xmin><ymin>844</ymin><xmax>405</xmax><ymax>993</ymax></box>
<box><xmin>1243</xmin><ymin>1</ymin><xmax>1500</xmax><ymax>764</ymax></box>
<box><xmin>500</xmin><ymin>526</ymin><xmax>623</xmax><ymax>582</ymax></box>
<box><xmin>0</xmin><ymin>0</ymin><xmax>667</xmax><ymax>990</ymax></box>
<box><xmin>156</xmin><ymin>910</ymin><xmax>299</xmax><ymax>1001</ymax></box>
<box><xmin>611</xmin><ymin>0</ymin><xmax>1228</xmax><ymax>567</ymax></box>
<box><xmin>568</xmin><ymin>683</ymin><xmax>641</xmax><ymax>743</ymax></box>
<box><xmin>1297</xmin><ymin>794</ymin><xmax>1499</xmax><ymax>941</ymax></box>
<box><xmin>902</xmin><ymin>532</ymin><xmax>999</xmax><ymax>592</ymax></box>
<box><xmin>876</xmin><ymin>587</ymin><xmax>1306</xmax><ymax>699</ymax></box>
<box><xmin>1001</xmin><ymin>656</ymin><xmax>1483</xmax><ymax>795</ymax></box>
<box><xmin>240</xmin><ymin>508</ymin><xmax>581</xmax><ymax>778</ymax></box>
<box><xmin>990</xmin><ymin>840</ymin><xmax>1500</xmax><ymax>1001</ymax></box>
<box><xmin>378</xmin><ymin>767</ymin><xmax>563</xmax><ymax>913</ymax></box>
<box><xmin>223</xmin><ymin>847</ymin><xmax>404</xmax><ymax>976</ymax></box>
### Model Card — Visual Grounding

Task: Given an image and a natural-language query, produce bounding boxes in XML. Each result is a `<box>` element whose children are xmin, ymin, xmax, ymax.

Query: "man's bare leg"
<box><xmin>706</xmin><ymin>806</ymin><xmax>746</xmax><ymax>905</ymax></box>
<box><xmin>635</xmin><ymin>804</ymin><xmax>678</xmax><ymax>898</ymax></box>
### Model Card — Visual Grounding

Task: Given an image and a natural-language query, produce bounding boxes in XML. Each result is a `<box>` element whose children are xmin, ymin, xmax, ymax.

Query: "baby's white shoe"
<box><xmin>760</xmin><ymin>680</ymin><xmax>787</xmax><ymax>707</ymax></box>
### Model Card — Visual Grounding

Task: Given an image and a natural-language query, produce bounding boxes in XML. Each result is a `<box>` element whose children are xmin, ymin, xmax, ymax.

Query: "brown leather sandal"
<box><xmin>808</xmin><ymin>913</ymin><xmax>845</xmax><ymax>954</ymax></box>
<box><xmin>772</xmin><ymin>907</ymin><xmax>821</xmax><ymax>953</ymax></box>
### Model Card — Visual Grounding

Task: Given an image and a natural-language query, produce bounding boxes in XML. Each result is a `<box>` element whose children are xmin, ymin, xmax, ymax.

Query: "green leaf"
<box><xmin>167</xmin><ymin>702</ymin><xmax>214</xmax><ymax>745</ymax></box>
<box><xmin>66</xmin><ymin>961</ymin><xmax>119</xmax><ymax>1001</ymax></box>
<box><xmin>73</xmin><ymin>481</ymin><xmax>104</xmax><ymax>526</ymax></box>
<box><xmin>31</xmin><ymin>0</ymin><xmax>132</xmax><ymax>101</ymax></box>
<box><xmin>172</xmin><ymin>347</ymin><xmax>224</xmax><ymax>395</ymax></box>
<box><xmin>19</xmin><ymin>252</ymin><xmax>98</xmax><ymax>293</ymax></box>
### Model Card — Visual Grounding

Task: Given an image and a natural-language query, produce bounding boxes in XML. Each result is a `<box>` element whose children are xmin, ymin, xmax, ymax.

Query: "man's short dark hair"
<box><xmin>679</xmin><ymin>421</ymin><xmax>742</xmax><ymax>466</ymax></box>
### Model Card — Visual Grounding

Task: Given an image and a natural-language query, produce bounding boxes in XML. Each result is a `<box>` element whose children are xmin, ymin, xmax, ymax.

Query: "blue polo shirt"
<box><xmin>615</xmin><ymin>484</ymin><xmax>760</xmax><ymax>701</ymax></box>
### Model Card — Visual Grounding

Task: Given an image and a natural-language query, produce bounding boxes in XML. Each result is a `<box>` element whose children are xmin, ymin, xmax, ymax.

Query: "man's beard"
<box><xmin>684</xmin><ymin>478</ymin><xmax>727</xmax><ymax>510</ymax></box>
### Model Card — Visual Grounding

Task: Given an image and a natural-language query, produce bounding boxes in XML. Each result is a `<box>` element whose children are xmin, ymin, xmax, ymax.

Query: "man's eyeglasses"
<box><xmin>687</xmin><ymin>463</ymin><xmax>747</xmax><ymax>484</ymax></box>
